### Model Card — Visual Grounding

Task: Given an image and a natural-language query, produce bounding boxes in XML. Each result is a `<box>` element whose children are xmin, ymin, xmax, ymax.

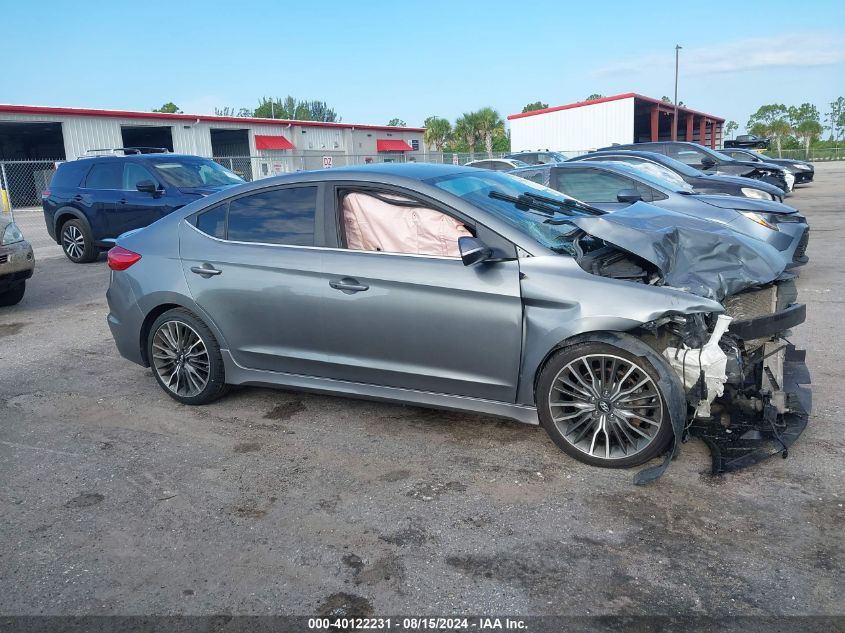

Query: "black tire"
<box><xmin>0</xmin><ymin>282</ymin><xmax>25</xmax><ymax>307</ymax></box>
<box><xmin>537</xmin><ymin>341</ymin><xmax>674</xmax><ymax>468</ymax></box>
<box><xmin>147</xmin><ymin>308</ymin><xmax>229</xmax><ymax>405</ymax></box>
<box><xmin>60</xmin><ymin>218</ymin><xmax>98</xmax><ymax>263</ymax></box>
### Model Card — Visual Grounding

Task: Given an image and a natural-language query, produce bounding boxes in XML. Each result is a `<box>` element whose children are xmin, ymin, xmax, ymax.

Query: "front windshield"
<box><xmin>598</xmin><ymin>162</ymin><xmax>690</xmax><ymax>193</ymax></box>
<box><xmin>151</xmin><ymin>159</ymin><xmax>245</xmax><ymax>188</ymax></box>
<box><xmin>425</xmin><ymin>170</ymin><xmax>596</xmax><ymax>254</ymax></box>
<box><xmin>648</xmin><ymin>154</ymin><xmax>703</xmax><ymax>177</ymax></box>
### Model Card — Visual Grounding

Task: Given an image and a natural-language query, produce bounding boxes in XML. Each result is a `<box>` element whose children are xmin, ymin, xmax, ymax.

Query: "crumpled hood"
<box><xmin>569</xmin><ymin>202</ymin><xmax>787</xmax><ymax>301</ymax></box>
<box><xmin>694</xmin><ymin>194</ymin><xmax>798</xmax><ymax>215</ymax></box>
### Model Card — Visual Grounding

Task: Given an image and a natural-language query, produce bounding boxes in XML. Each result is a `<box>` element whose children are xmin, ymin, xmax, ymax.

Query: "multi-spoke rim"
<box><xmin>548</xmin><ymin>354</ymin><xmax>663</xmax><ymax>460</ymax></box>
<box><xmin>151</xmin><ymin>320</ymin><xmax>210</xmax><ymax>398</ymax></box>
<box><xmin>62</xmin><ymin>225</ymin><xmax>85</xmax><ymax>259</ymax></box>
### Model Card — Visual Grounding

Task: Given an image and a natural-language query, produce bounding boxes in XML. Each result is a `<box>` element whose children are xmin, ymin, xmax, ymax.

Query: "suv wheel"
<box><xmin>147</xmin><ymin>308</ymin><xmax>229</xmax><ymax>405</ymax></box>
<box><xmin>61</xmin><ymin>219</ymin><xmax>98</xmax><ymax>263</ymax></box>
<box><xmin>0</xmin><ymin>282</ymin><xmax>26</xmax><ymax>307</ymax></box>
<box><xmin>537</xmin><ymin>342</ymin><xmax>673</xmax><ymax>468</ymax></box>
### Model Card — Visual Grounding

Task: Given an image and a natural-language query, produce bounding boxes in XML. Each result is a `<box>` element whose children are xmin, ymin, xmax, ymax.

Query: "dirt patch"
<box><xmin>316</xmin><ymin>592</ymin><xmax>374</xmax><ymax>618</ymax></box>
<box><xmin>406</xmin><ymin>480</ymin><xmax>466</xmax><ymax>501</ymax></box>
<box><xmin>379</xmin><ymin>526</ymin><xmax>427</xmax><ymax>547</ymax></box>
<box><xmin>377</xmin><ymin>469</ymin><xmax>412</xmax><ymax>482</ymax></box>
<box><xmin>0</xmin><ymin>323</ymin><xmax>26</xmax><ymax>338</ymax></box>
<box><xmin>264</xmin><ymin>399</ymin><xmax>306</xmax><ymax>420</ymax></box>
<box><xmin>233</xmin><ymin>442</ymin><xmax>261</xmax><ymax>453</ymax></box>
<box><xmin>342</xmin><ymin>553</ymin><xmax>364</xmax><ymax>571</ymax></box>
<box><xmin>65</xmin><ymin>493</ymin><xmax>104</xmax><ymax>509</ymax></box>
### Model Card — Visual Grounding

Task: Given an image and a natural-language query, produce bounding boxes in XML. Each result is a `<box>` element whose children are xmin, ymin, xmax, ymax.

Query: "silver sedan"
<box><xmin>0</xmin><ymin>219</ymin><xmax>34</xmax><ymax>306</ymax></box>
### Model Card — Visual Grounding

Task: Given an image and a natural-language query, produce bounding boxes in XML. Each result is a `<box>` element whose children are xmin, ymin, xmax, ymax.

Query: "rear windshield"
<box><xmin>150</xmin><ymin>159</ymin><xmax>245</xmax><ymax>188</ymax></box>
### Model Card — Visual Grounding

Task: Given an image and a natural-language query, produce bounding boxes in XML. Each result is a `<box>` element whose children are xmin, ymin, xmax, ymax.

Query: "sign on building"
<box><xmin>323</xmin><ymin>156</ymin><xmax>333</xmax><ymax>169</ymax></box>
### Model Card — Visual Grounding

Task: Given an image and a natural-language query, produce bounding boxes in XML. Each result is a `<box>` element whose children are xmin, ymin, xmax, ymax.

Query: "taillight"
<box><xmin>107</xmin><ymin>246</ymin><xmax>141</xmax><ymax>271</ymax></box>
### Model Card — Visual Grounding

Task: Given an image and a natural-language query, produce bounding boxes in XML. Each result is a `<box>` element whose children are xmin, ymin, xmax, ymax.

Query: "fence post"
<box><xmin>0</xmin><ymin>162</ymin><xmax>12</xmax><ymax>221</ymax></box>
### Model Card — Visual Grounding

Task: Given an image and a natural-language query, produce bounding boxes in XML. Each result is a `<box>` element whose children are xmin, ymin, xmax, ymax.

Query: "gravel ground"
<box><xmin>1</xmin><ymin>164</ymin><xmax>843</xmax><ymax>618</ymax></box>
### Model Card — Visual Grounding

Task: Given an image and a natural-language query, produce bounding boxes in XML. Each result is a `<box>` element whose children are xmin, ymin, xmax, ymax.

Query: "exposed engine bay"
<box><xmin>572</xmin><ymin>230</ymin><xmax>811</xmax><ymax>478</ymax></box>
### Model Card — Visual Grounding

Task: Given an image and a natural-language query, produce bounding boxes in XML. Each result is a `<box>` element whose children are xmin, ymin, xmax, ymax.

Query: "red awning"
<box><xmin>376</xmin><ymin>139</ymin><xmax>413</xmax><ymax>152</ymax></box>
<box><xmin>255</xmin><ymin>135</ymin><xmax>295</xmax><ymax>150</ymax></box>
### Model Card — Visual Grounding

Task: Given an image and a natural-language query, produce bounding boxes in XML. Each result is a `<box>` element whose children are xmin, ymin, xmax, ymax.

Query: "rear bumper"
<box><xmin>106</xmin><ymin>271</ymin><xmax>146</xmax><ymax>366</ymax></box>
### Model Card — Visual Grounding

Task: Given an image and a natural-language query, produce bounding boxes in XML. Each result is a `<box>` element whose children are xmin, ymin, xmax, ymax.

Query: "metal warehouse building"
<box><xmin>508</xmin><ymin>93</ymin><xmax>725</xmax><ymax>154</ymax></box>
<box><xmin>0</xmin><ymin>104</ymin><xmax>427</xmax><ymax>207</ymax></box>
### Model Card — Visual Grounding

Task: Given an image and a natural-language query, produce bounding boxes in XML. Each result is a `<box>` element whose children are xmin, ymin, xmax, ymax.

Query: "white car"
<box><xmin>464</xmin><ymin>158</ymin><xmax>529</xmax><ymax>171</ymax></box>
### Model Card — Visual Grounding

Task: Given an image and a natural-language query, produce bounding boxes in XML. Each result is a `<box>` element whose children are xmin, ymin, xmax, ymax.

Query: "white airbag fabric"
<box><xmin>343</xmin><ymin>192</ymin><xmax>471</xmax><ymax>257</ymax></box>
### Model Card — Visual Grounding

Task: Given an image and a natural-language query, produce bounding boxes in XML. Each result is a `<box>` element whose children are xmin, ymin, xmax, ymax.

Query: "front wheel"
<box><xmin>61</xmin><ymin>219</ymin><xmax>98</xmax><ymax>263</ymax></box>
<box><xmin>147</xmin><ymin>308</ymin><xmax>229</xmax><ymax>405</ymax></box>
<box><xmin>537</xmin><ymin>342</ymin><xmax>673</xmax><ymax>468</ymax></box>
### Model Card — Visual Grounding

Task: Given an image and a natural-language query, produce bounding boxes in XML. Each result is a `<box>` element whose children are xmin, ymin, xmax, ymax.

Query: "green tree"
<box><xmin>586</xmin><ymin>94</ymin><xmax>605</xmax><ymax>101</ymax></box>
<box><xmin>660</xmin><ymin>96</ymin><xmax>672</xmax><ymax>103</ymax></box>
<box><xmin>475</xmin><ymin>107</ymin><xmax>504</xmax><ymax>157</ymax></box>
<box><xmin>788</xmin><ymin>103</ymin><xmax>822</xmax><ymax>156</ymax></box>
<box><xmin>214</xmin><ymin>106</ymin><xmax>251</xmax><ymax>117</ymax></box>
<box><xmin>423</xmin><ymin>116</ymin><xmax>452</xmax><ymax>152</ymax></box>
<box><xmin>152</xmin><ymin>102</ymin><xmax>182</xmax><ymax>114</ymax></box>
<box><xmin>825</xmin><ymin>97</ymin><xmax>845</xmax><ymax>140</ymax></box>
<box><xmin>522</xmin><ymin>101</ymin><xmax>548</xmax><ymax>113</ymax></box>
<box><xmin>725</xmin><ymin>120</ymin><xmax>739</xmax><ymax>139</ymax></box>
<box><xmin>253</xmin><ymin>97</ymin><xmax>338</xmax><ymax>122</ymax></box>
<box><xmin>387</xmin><ymin>118</ymin><xmax>406</xmax><ymax>127</ymax></box>
<box><xmin>747</xmin><ymin>104</ymin><xmax>791</xmax><ymax>157</ymax></box>
<box><xmin>454</xmin><ymin>112</ymin><xmax>481</xmax><ymax>158</ymax></box>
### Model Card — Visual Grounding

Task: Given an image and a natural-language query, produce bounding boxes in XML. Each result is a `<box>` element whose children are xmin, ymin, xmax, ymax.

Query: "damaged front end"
<box><xmin>647</xmin><ymin>276</ymin><xmax>811</xmax><ymax>476</ymax></box>
<box><xmin>567</xmin><ymin>204</ymin><xmax>811</xmax><ymax>479</ymax></box>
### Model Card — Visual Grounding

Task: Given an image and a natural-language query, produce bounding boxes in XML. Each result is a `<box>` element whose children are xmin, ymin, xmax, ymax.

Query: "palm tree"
<box><xmin>475</xmin><ymin>107</ymin><xmax>504</xmax><ymax>157</ymax></box>
<box><xmin>454</xmin><ymin>112</ymin><xmax>480</xmax><ymax>159</ymax></box>
<box><xmin>423</xmin><ymin>116</ymin><xmax>452</xmax><ymax>153</ymax></box>
<box><xmin>768</xmin><ymin>119</ymin><xmax>793</xmax><ymax>158</ymax></box>
<box><xmin>795</xmin><ymin>119</ymin><xmax>823</xmax><ymax>158</ymax></box>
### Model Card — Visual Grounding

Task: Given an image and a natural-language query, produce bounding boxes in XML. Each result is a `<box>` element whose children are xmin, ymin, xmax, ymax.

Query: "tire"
<box><xmin>147</xmin><ymin>308</ymin><xmax>229</xmax><ymax>405</ymax></box>
<box><xmin>537</xmin><ymin>341</ymin><xmax>674</xmax><ymax>468</ymax></box>
<box><xmin>0</xmin><ymin>282</ymin><xmax>25</xmax><ymax>307</ymax></box>
<box><xmin>60</xmin><ymin>218</ymin><xmax>98</xmax><ymax>263</ymax></box>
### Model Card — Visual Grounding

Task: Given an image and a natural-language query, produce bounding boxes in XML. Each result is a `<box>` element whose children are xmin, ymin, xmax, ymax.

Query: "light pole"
<box><xmin>674</xmin><ymin>44</ymin><xmax>682</xmax><ymax>141</ymax></box>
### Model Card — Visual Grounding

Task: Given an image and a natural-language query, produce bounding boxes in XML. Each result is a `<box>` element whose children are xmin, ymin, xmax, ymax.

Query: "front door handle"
<box><xmin>329</xmin><ymin>277</ymin><xmax>369</xmax><ymax>293</ymax></box>
<box><xmin>190</xmin><ymin>265</ymin><xmax>222</xmax><ymax>277</ymax></box>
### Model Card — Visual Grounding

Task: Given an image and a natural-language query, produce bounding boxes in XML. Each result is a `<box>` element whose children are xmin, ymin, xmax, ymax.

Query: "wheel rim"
<box><xmin>151</xmin><ymin>320</ymin><xmax>210</xmax><ymax>398</ymax></box>
<box><xmin>548</xmin><ymin>354</ymin><xmax>663</xmax><ymax>460</ymax></box>
<box><xmin>62</xmin><ymin>225</ymin><xmax>85</xmax><ymax>259</ymax></box>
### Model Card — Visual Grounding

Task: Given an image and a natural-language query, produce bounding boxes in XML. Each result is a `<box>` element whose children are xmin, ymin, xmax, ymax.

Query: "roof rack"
<box><xmin>83</xmin><ymin>147</ymin><xmax>171</xmax><ymax>156</ymax></box>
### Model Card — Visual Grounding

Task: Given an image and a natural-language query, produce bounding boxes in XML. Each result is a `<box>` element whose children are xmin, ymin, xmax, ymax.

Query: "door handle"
<box><xmin>73</xmin><ymin>195</ymin><xmax>83</xmax><ymax>201</ymax></box>
<box><xmin>329</xmin><ymin>278</ymin><xmax>369</xmax><ymax>293</ymax></box>
<box><xmin>118</xmin><ymin>198</ymin><xmax>127</xmax><ymax>204</ymax></box>
<box><xmin>190</xmin><ymin>265</ymin><xmax>222</xmax><ymax>277</ymax></box>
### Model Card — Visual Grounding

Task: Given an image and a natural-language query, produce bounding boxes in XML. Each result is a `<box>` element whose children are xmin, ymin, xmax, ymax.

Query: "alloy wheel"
<box><xmin>548</xmin><ymin>354</ymin><xmax>663</xmax><ymax>460</ymax></box>
<box><xmin>62</xmin><ymin>225</ymin><xmax>85</xmax><ymax>259</ymax></box>
<box><xmin>151</xmin><ymin>320</ymin><xmax>210</xmax><ymax>398</ymax></box>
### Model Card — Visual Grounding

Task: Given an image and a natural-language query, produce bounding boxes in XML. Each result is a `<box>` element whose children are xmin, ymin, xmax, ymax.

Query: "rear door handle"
<box><xmin>190</xmin><ymin>265</ymin><xmax>222</xmax><ymax>277</ymax></box>
<box><xmin>329</xmin><ymin>277</ymin><xmax>369</xmax><ymax>293</ymax></box>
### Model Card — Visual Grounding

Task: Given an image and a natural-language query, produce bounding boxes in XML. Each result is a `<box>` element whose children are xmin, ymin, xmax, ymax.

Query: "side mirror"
<box><xmin>136</xmin><ymin>180</ymin><xmax>158</xmax><ymax>195</ymax></box>
<box><xmin>700</xmin><ymin>156</ymin><xmax>716</xmax><ymax>168</ymax></box>
<box><xmin>458</xmin><ymin>236</ymin><xmax>493</xmax><ymax>267</ymax></box>
<box><xmin>617</xmin><ymin>188</ymin><xmax>642</xmax><ymax>203</ymax></box>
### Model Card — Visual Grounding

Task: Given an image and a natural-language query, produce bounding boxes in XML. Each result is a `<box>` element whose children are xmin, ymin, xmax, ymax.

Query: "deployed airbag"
<box><xmin>570</xmin><ymin>202</ymin><xmax>787</xmax><ymax>301</ymax></box>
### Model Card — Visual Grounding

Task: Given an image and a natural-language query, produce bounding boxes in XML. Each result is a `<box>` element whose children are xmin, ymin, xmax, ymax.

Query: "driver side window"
<box><xmin>340</xmin><ymin>190</ymin><xmax>472</xmax><ymax>258</ymax></box>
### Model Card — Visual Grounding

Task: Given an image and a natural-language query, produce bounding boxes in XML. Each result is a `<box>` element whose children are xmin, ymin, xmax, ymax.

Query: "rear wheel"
<box><xmin>537</xmin><ymin>342</ymin><xmax>673</xmax><ymax>468</ymax></box>
<box><xmin>61</xmin><ymin>219</ymin><xmax>98</xmax><ymax>263</ymax></box>
<box><xmin>147</xmin><ymin>308</ymin><xmax>229</xmax><ymax>405</ymax></box>
<box><xmin>0</xmin><ymin>282</ymin><xmax>25</xmax><ymax>306</ymax></box>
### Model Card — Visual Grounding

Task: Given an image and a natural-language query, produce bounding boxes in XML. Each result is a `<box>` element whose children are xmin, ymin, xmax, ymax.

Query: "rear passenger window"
<box><xmin>195</xmin><ymin>205</ymin><xmax>226</xmax><ymax>239</ymax></box>
<box><xmin>227</xmin><ymin>187</ymin><xmax>317</xmax><ymax>246</ymax></box>
<box><xmin>85</xmin><ymin>163</ymin><xmax>123</xmax><ymax>189</ymax></box>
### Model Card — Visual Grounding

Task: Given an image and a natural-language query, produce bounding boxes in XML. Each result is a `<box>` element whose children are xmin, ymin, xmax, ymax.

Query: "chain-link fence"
<box><xmin>759</xmin><ymin>147</ymin><xmax>845</xmax><ymax>161</ymax></box>
<box><xmin>1</xmin><ymin>159</ymin><xmax>61</xmax><ymax>217</ymax></box>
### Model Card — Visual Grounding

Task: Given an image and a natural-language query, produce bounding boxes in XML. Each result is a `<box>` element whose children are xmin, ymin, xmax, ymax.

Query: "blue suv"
<box><xmin>42</xmin><ymin>152</ymin><xmax>245</xmax><ymax>263</ymax></box>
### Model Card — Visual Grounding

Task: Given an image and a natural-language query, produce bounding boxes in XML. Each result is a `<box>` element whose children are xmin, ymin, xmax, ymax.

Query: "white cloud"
<box><xmin>593</xmin><ymin>33</ymin><xmax>845</xmax><ymax>78</ymax></box>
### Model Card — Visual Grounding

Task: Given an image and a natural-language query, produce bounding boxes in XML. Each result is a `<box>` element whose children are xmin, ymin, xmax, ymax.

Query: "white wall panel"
<box><xmin>510</xmin><ymin>98</ymin><xmax>635</xmax><ymax>154</ymax></box>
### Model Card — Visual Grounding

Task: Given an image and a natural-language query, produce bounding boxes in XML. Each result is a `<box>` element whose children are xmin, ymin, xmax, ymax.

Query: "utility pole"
<box><xmin>673</xmin><ymin>45</ymin><xmax>682</xmax><ymax>141</ymax></box>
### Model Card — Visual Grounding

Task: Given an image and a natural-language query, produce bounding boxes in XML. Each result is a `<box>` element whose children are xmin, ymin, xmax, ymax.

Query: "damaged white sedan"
<box><xmin>106</xmin><ymin>164</ymin><xmax>810</xmax><ymax>483</ymax></box>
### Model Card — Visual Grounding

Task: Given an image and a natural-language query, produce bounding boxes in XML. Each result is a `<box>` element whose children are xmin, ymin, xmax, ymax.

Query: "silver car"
<box><xmin>0</xmin><ymin>219</ymin><xmax>34</xmax><ymax>306</ymax></box>
<box><xmin>106</xmin><ymin>164</ymin><xmax>810</xmax><ymax>481</ymax></box>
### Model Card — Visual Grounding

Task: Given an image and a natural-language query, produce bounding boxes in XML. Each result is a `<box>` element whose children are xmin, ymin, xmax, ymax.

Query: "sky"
<box><xmin>2</xmin><ymin>0</ymin><xmax>844</xmax><ymax>133</ymax></box>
